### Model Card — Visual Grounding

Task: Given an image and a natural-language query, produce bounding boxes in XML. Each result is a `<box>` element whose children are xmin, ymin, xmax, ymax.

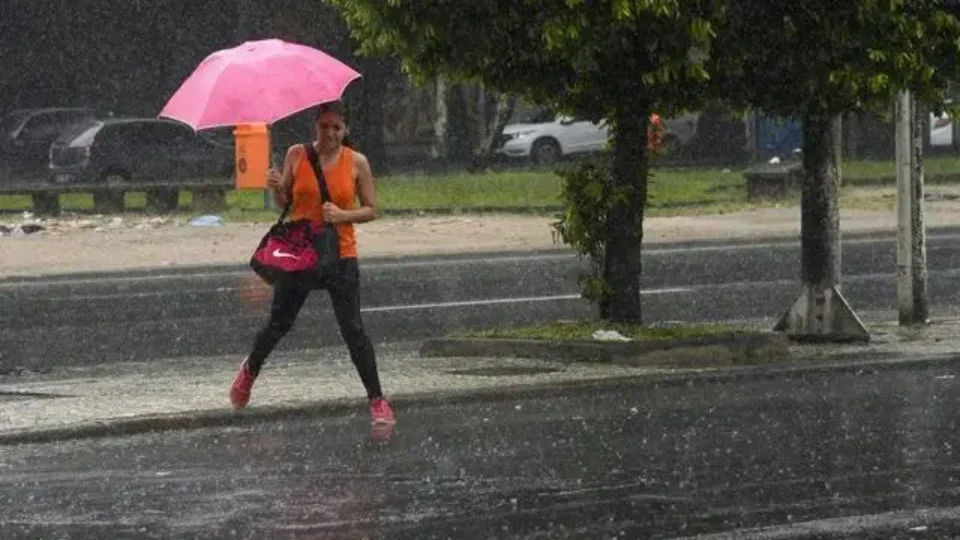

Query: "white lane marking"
<box><xmin>7</xmin><ymin>232</ymin><xmax>960</xmax><ymax>289</ymax></box>
<box><xmin>646</xmin><ymin>232</ymin><xmax>960</xmax><ymax>255</ymax></box>
<box><xmin>0</xmin><ymin>253</ymin><xmax>574</xmax><ymax>289</ymax></box>
<box><xmin>11</xmin><ymin>261</ymin><xmax>960</xmax><ymax>304</ymax></box>
<box><xmin>667</xmin><ymin>505</ymin><xmax>960</xmax><ymax>539</ymax></box>
<box><xmin>22</xmin><ymin>263</ymin><xmax>960</xmax><ymax>304</ymax></box>
<box><xmin>360</xmin><ymin>288</ymin><xmax>692</xmax><ymax>313</ymax></box>
<box><xmin>1</xmin><ymin>287</ymin><xmax>694</xmax><ymax>310</ymax></box>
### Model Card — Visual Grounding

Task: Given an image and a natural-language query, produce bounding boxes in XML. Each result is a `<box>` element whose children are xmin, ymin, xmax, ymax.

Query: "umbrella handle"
<box><xmin>264</xmin><ymin>124</ymin><xmax>276</xmax><ymax>210</ymax></box>
<box><xmin>267</xmin><ymin>124</ymin><xmax>275</xmax><ymax>169</ymax></box>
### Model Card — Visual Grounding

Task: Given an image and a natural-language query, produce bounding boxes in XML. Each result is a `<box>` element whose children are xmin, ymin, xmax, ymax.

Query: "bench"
<box><xmin>744</xmin><ymin>162</ymin><xmax>804</xmax><ymax>201</ymax></box>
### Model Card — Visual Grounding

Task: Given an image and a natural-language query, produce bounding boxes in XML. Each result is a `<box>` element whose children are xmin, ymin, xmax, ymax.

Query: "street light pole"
<box><xmin>895</xmin><ymin>89</ymin><xmax>929</xmax><ymax>326</ymax></box>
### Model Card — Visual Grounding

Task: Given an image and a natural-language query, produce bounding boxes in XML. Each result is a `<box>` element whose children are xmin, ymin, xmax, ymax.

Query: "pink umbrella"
<box><xmin>159</xmin><ymin>39</ymin><xmax>361</xmax><ymax>130</ymax></box>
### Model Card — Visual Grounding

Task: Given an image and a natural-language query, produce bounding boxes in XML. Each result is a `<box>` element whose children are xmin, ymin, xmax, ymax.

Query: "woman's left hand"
<box><xmin>323</xmin><ymin>202</ymin><xmax>348</xmax><ymax>224</ymax></box>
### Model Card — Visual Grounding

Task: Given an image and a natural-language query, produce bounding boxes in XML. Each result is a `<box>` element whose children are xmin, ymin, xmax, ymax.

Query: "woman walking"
<box><xmin>229</xmin><ymin>101</ymin><xmax>395</xmax><ymax>426</ymax></box>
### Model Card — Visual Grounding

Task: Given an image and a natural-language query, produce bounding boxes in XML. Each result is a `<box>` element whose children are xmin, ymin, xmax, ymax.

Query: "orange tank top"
<box><xmin>289</xmin><ymin>145</ymin><xmax>358</xmax><ymax>259</ymax></box>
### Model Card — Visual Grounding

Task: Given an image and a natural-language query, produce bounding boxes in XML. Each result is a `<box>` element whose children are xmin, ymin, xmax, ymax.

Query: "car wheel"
<box><xmin>31</xmin><ymin>193</ymin><xmax>61</xmax><ymax>216</ymax></box>
<box><xmin>193</xmin><ymin>187</ymin><xmax>227</xmax><ymax>212</ymax></box>
<box><xmin>146</xmin><ymin>188</ymin><xmax>179</xmax><ymax>214</ymax></box>
<box><xmin>531</xmin><ymin>138</ymin><xmax>561</xmax><ymax>167</ymax></box>
<box><xmin>94</xmin><ymin>171</ymin><xmax>128</xmax><ymax>213</ymax></box>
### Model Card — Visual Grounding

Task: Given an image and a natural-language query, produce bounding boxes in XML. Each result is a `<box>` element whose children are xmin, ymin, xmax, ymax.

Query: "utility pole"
<box><xmin>895</xmin><ymin>89</ymin><xmax>929</xmax><ymax>326</ymax></box>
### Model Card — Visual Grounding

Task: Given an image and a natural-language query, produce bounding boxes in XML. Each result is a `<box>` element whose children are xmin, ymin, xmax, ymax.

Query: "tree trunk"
<box><xmin>601</xmin><ymin>105</ymin><xmax>649</xmax><ymax>323</ymax></box>
<box><xmin>476</xmin><ymin>87</ymin><xmax>488</xmax><ymax>142</ymax></box>
<box><xmin>431</xmin><ymin>77</ymin><xmax>448</xmax><ymax>162</ymax></box>
<box><xmin>774</xmin><ymin>112</ymin><xmax>869</xmax><ymax>341</ymax></box>
<box><xmin>744</xmin><ymin>109</ymin><xmax>759</xmax><ymax>163</ymax></box>
<box><xmin>445</xmin><ymin>84</ymin><xmax>476</xmax><ymax>164</ymax></box>
<box><xmin>470</xmin><ymin>93</ymin><xmax>516</xmax><ymax>171</ymax></box>
<box><xmin>799</xmin><ymin>113</ymin><xmax>840</xmax><ymax>288</ymax></box>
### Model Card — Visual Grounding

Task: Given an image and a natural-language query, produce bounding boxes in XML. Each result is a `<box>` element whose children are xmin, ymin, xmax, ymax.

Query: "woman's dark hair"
<box><xmin>315</xmin><ymin>100</ymin><xmax>352</xmax><ymax>147</ymax></box>
<box><xmin>316</xmin><ymin>100</ymin><xmax>348</xmax><ymax>121</ymax></box>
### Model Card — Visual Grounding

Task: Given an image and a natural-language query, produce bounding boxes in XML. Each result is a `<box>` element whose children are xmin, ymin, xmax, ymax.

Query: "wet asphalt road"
<box><xmin>5</xmin><ymin>230</ymin><xmax>960</xmax><ymax>370</ymax></box>
<box><xmin>3</xmin><ymin>363</ymin><xmax>960</xmax><ymax>539</ymax></box>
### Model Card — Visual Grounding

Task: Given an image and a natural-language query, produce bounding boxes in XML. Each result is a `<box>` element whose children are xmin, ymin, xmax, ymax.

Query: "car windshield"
<box><xmin>0</xmin><ymin>111</ymin><xmax>29</xmax><ymax>137</ymax></box>
<box><xmin>198</xmin><ymin>126</ymin><xmax>234</xmax><ymax>149</ymax></box>
<box><xmin>56</xmin><ymin>119</ymin><xmax>104</xmax><ymax>146</ymax></box>
<box><xmin>517</xmin><ymin>108</ymin><xmax>555</xmax><ymax>124</ymax></box>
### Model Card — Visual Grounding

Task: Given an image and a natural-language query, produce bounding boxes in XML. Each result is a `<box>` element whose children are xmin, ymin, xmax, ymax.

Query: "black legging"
<box><xmin>246</xmin><ymin>258</ymin><xmax>383</xmax><ymax>399</ymax></box>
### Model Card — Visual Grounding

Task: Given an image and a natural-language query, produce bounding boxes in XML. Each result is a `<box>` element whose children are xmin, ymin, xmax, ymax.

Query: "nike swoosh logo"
<box><xmin>272</xmin><ymin>249</ymin><xmax>299</xmax><ymax>259</ymax></box>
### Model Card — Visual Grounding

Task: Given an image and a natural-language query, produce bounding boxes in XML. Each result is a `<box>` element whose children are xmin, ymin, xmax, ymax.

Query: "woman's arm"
<box><xmin>270</xmin><ymin>145</ymin><xmax>301</xmax><ymax>208</ymax></box>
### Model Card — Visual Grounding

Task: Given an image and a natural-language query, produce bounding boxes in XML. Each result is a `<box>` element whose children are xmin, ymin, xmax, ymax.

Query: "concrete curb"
<box><xmin>419</xmin><ymin>332</ymin><xmax>793</xmax><ymax>368</ymax></box>
<box><xmin>1</xmin><ymin>351</ymin><xmax>958</xmax><ymax>447</ymax></box>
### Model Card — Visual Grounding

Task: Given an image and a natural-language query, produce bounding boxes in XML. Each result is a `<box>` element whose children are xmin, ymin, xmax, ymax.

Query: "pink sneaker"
<box><xmin>369</xmin><ymin>397</ymin><xmax>396</xmax><ymax>425</ymax></box>
<box><xmin>229</xmin><ymin>359</ymin><xmax>256</xmax><ymax>410</ymax></box>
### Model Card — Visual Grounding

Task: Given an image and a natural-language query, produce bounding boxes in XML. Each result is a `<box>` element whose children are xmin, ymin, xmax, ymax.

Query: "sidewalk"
<box><xmin>2</xmin><ymin>318</ymin><xmax>959</xmax><ymax>446</ymax></box>
<box><xmin>0</xmin><ymin>343</ymin><xmax>658</xmax><ymax>445</ymax></box>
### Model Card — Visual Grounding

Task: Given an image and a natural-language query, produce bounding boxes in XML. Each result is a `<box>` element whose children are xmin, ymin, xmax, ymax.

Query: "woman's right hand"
<box><xmin>266</xmin><ymin>168</ymin><xmax>282</xmax><ymax>190</ymax></box>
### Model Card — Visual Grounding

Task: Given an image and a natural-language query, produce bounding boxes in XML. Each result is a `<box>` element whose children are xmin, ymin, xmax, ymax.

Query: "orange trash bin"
<box><xmin>234</xmin><ymin>124</ymin><xmax>270</xmax><ymax>190</ymax></box>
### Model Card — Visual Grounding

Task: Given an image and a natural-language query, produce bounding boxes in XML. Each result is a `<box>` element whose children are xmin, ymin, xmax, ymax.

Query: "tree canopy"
<box><xmin>332</xmin><ymin>0</ymin><xmax>724</xmax><ymax>119</ymax></box>
<box><xmin>713</xmin><ymin>0</ymin><xmax>960</xmax><ymax>119</ymax></box>
<box><xmin>330</xmin><ymin>0</ymin><xmax>960</xmax><ymax>328</ymax></box>
<box><xmin>331</xmin><ymin>0</ymin><xmax>728</xmax><ymax>322</ymax></box>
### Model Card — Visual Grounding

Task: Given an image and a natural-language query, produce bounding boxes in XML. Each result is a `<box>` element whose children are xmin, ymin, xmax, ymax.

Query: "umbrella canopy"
<box><xmin>159</xmin><ymin>39</ymin><xmax>361</xmax><ymax>130</ymax></box>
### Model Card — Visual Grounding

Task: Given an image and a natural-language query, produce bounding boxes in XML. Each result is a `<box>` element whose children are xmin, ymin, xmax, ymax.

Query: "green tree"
<box><xmin>713</xmin><ymin>0</ymin><xmax>960</xmax><ymax>339</ymax></box>
<box><xmin>329</xmin><ymin>0</ymin><xmax>723</xmax><ymax>323</ymax></box>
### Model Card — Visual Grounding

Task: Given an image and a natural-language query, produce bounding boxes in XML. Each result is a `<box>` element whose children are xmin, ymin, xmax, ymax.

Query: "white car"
<box><xmin>496</xmin><ymin>108</ymin><xmax>699</xmax><ymax>165</ymax></box>
<box><xmin>929</xmin><ymin>99</ymin><xmax>955</xmax><ymax>147</ymax></box>
<box><xmin>931</xmin><ymin>111</ymin><xmax>953</xmax><ymax>147</ymax></box>
<box><xmin>496</xmin><ymin>109</ymin><xmax>609</xmax><ymax>165</ymax></box>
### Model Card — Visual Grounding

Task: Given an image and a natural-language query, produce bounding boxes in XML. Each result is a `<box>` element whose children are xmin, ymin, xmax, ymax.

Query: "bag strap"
<box><xmin>274</xmin><ymin>143</ymin><xmax>334</xmax><ymax>226</ymax></box>
<box><xmin>276</xmin><ymin>201</ymin><xmax>291</xmax><ymax>226</ymax></box>
<box><xmin>303</xmin><ymin>143</ymin><xmax>334</xmax><ymax>217</ymax></box>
